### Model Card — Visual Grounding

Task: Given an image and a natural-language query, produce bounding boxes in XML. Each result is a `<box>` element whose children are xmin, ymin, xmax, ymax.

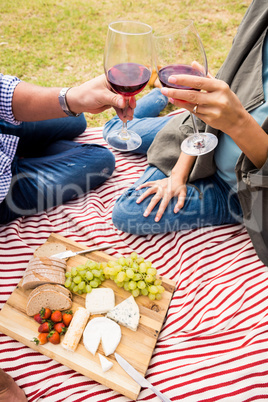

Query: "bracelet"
<box><xmin>58</xmin><ymin>87</ymin><xmax>81</xmax><ymax>117</ymax></box>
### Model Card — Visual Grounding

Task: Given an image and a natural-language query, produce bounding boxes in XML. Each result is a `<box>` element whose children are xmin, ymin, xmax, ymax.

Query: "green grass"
<box><xmin>0</xmin><ymin>0</ymin><xmax>251</xmax><ymax>126</ymax></box>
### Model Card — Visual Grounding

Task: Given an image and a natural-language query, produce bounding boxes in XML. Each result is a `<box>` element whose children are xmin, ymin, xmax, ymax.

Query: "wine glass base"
<box><xmin>181</xmin><ymin>133</ymin><xmax>218</xmax><ymax>156</ymax></box>
<box><xmin>106</xmin><ymin>129</ymin><xmax>142</xmax><ymax>152</ymax></box>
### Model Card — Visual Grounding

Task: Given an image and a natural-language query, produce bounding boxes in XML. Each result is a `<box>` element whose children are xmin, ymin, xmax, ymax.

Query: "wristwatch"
<box><xmin>58</xmin><ymin>87</ymin><xmax>81</xmax><ymax>117</ymax></box>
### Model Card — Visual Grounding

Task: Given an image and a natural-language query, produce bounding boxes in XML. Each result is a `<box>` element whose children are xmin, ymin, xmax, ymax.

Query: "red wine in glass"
<box><xmin>104</xmin><ymin>21</ymin><xmax>153</xmax><ymax>152</ymax></box>
<box><xmin>158</xmin><ymin>64</ymin><xmax>205</xmax><ymax>90</ymax></box>
<box><xmin>154</xmin><ymin>21</ymin><xmax>218</xmax><ymax>155</ymax></box>
<box><xmin>107</xmin><ymin>62</ymin><xmax>151</xmax><ymax>96</ymax></box>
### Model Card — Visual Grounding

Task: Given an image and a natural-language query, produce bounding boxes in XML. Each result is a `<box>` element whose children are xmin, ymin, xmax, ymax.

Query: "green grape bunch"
<box><xmin>64</xmin><ymin>252</ymin><xmax>165</xmax><ymax>300</ymax></box>
<box><xmin>64</xmin><ymin>260</ymin><xmax>106</xmax><ymax>296</ymax></box>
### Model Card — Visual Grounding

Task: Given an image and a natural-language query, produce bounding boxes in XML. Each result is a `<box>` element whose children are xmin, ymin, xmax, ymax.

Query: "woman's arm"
<box><xmin>161</xmin><ymin>75</ymin><xmax>268</xmax><ymax>168</ymax></box>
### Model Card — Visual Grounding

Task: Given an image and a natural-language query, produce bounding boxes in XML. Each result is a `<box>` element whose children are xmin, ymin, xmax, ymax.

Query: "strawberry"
<box><xmin>34</xmin><ymin>313</ymin><xmax>44</xmax><ymax>324</ymax></box>
<box><xmin>51</xmin><ymin>310</ymin><xmax>62</xmax><ymax>323</ymax></box>
<box><xmin>32</xmin><ymin>332</ymin><xmax>49</xmax><ymax>345</ymax></box>
<box><xmin>40</xmin><ymin>307</ymin><xmax>52</xmax><ymax>320</ymax></box>
<box><xmin>38</xmin><ymin>321</ymin><xmax>53</xmax><ymax>333</ymax></box>
<box><xmin>62</xmin><ymin>310</ymin><xmax>73</xmax><ymax>327</ymax></box>
<box><xmin>54</xmin><ymin>322</ymin><xmax>67</xmax><ymax>335</ymax></box>
<box><xmin>47</xmin><ymin>330</ymin><xmax>60</xmax><ymax>345</ymax></box>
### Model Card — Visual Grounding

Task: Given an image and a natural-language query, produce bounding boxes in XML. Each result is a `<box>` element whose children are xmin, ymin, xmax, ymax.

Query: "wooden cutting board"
<box><xmin>0</xmin><ymin>233</ymin><xmax>176</xmax><ymax>400</ymax></box>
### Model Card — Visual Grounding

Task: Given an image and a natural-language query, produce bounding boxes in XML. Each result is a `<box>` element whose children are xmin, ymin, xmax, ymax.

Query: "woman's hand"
<box><xmin>135</xmin><ymin>152</ymin><xmax>196</xmax><ymax>222</ymax></box>
<box><xmin>160</xmin><ymin>74</ymin><xmax>268</xmax><ymax>168</ymax></box>
<box><xmin>160</xmin><ymin>74</ymin><xmax>250</xmax><ymax>138</ymax></box>
<box><xmin>136</xmin><ymin>176</ymin><xmax>187</xmax><ymax>222</ymax></box>
<box><xmin>67</xmin><ymin>74</ymin><xmax>136</xmax><ymax>122</ymax></box>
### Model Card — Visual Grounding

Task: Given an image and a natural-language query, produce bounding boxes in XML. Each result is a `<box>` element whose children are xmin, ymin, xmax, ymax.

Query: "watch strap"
<box><xmin>58</xmin><ymin>87</ymin><xmax>81</xmax><ymax>117</ymax></box>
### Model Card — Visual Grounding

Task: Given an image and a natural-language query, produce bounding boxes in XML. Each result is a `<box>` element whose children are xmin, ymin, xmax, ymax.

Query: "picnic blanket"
<box><xmin>0</xmin><ymin>126</ymin><xmax>267</xmax><ymax>401</ymax></box>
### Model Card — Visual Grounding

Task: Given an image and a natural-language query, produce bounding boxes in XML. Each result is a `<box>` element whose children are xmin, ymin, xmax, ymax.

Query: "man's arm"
<box><xmin>12</xmin><ymin>74</ymin><xmax>135</xmax><ymax>122</ymax></box>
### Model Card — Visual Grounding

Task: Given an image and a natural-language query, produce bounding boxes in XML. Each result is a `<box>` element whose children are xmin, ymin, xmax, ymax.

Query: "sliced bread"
<box><xmin>23</xmin><ymin>254</ymin><xmax>67</xmax><ymax>291</ymax></box>
<box><xmin>26</xmin><ymin>264</ymin><xmax>66</xmax><ymax>273</ymax></box>
<box><xmin>26</xmin><ymin>288</ymin><xmax>72</xmax><ymax>316</ymax></box>
<box><xmin>23</xmin><ymin>269</ymin><xmax>65</xmax><ymax>279</ymax></box>
<box><xmin>28</xmin><ymin>284</ymin><xmax>72</xmax><ymax>300</ymax></box>
<box><xmin>34</xmin><ymin>242</ymin><xmax>66</xmax><ymax>258</ymax></box>
<box><xmin>28</xmin><ymin>256</ymin><xmax>67</xmax><ymax>269</ymax></box>
<box><xmin>22</xmin><ymin>272</ymin><xmax>65</xmax><ymax>291</ymax></box>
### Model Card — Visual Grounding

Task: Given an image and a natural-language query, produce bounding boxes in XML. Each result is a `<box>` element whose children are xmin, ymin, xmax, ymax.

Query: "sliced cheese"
<box><xmin>106</xmin><ymin>295</ymin><xmax>140</xmax><ymax>331</ymax></box>
<box><xmin>101</xmin><ymin>322</ymin><xmax>121</xmax><ymax>356</ymax></box>
<box><xmin>83</xmin><ymin>327</ymin><xmax>101</xmax><ymax>356</ymax></box>
<box><xmin>98</xmin><ymin>353</ymin><xmax>113</xmax><ymax>372</ymax></box>
<box><xmin>86</xmin><ymin>288</ymin><xmax>115</xmax><ymax>315</ymax></box>
<box><xmin>61</xmin><ymin>307</ymin><xmax>89</xmax><ymax>352</ymax></box>
<box><xmin>83</xmin><ymin>317</ymin><xmax>121</xmax><ymax>356</ymax></box>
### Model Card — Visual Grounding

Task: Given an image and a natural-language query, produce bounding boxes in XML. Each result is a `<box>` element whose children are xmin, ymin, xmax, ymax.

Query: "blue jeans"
<box><xmin>104</xmin><ymin>89</ymin><xmax>243</xmax><ymax>234</ymax></box>
<box><xmin>112</xmin><ymin>167</ymin><xmax>243</xmax><ymax>234</ymax></box>
<box><xmin>0</xmin><ymin>115</ymin><xmax>115</xmax><ymax>224</ymax></box>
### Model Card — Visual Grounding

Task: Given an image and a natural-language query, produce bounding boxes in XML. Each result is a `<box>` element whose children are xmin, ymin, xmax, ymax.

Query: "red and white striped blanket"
<box><xmin>0</xmin><ymin>126</ymin><xmax>267</xmax><ymax>401</ymax></box>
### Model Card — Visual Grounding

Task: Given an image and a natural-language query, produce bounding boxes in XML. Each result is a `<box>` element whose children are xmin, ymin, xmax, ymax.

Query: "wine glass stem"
<box><xmin>119</xmin><ymin>97</ymin><xmax>131</xmax><ymax>141</ymax></box>
<box><xmin>119</xmin><ymin>121</ymin><xmax>130</xmax><ymax>141</ymax></box>
<box><xmin>190</xmin><ymin>112</ymin><xmax>205</xmax><ymax>149</ymax></box>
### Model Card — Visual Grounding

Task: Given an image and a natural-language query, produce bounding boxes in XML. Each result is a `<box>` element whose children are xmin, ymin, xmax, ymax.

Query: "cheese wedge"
<box><xmin>85</xmin><ymin>288</ymin><xmax>115</xmax><ymax>315</ymax></box>
<box><xmin>106</xmin><ymin>295</ymin><xmax>140</xmax><ymax>331</ymax></box>
<box><xmin>98</xmin><ymin>353</ymin><xmax>113</xmax><ymax>372</ymax></box>
<box><xmin>61</xmin><ymin>307</ymin><xmax>89</xmax><ymax>352</ymax></box>
<box><xmin>83</xmin><ymin>317</ymin><xmax>121</xmax><ymax>356</ymax></box>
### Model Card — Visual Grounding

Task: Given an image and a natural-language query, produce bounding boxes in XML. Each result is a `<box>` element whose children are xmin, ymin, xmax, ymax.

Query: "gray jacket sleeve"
<box><xmin>236</xmin><ymin>116</ymin><xmax>268</xmax><ymax>266</ymax></box>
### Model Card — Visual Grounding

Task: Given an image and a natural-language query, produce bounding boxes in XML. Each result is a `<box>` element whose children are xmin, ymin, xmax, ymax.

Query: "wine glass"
<box><xmin>104</xmin><ymin>21</ymin><xmax>153</xmax><ymax>151</ymax></box>
<box><xmin>153</xmin><ymin>20</ymin><xmax>218</xmax><ymax>155</ymax></box>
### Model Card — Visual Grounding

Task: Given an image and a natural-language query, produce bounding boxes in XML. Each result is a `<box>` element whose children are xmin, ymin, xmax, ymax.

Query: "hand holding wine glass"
<box><xmin>153</xmin><ymin>20</ymin><xmax>218</xmax><ymax>155</ymax></box>
<box><xmin>104</xmin><ymin>21</ymin><xmax>153</xmax><ymax>151</ymax></box>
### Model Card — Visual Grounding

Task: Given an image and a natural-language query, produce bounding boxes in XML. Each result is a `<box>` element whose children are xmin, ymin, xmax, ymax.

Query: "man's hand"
<box><xmin>67</xmin><ymin>74</ymin><xmax>136</xmax><ymax>122</ymax></box>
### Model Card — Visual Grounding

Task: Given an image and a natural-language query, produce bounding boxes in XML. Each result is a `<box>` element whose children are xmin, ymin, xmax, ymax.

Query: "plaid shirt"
<box><xmin>0</xmin><ymin>73</ymin><xmax>21</xmax><ymax>204</ymax></box>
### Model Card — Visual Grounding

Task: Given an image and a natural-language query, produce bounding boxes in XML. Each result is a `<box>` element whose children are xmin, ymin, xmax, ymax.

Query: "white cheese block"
<box><xmin>86</xmin><ymin>288</ymin><xmax>115</xmax><ymax>315</ymax></box>
<box><xmin>83</xmin><ymin>317</ymin><xmax>121</xmax><ymax>356</ymax></box>
<box><xmin>98</xmin><ymin>353</ymin><xmax>113</xmax><ymax>372</ymax></box>
<box><xmin>106</xmin><ymin>295</ymin><xmax>140</xmax><ymax>331</ymax></box>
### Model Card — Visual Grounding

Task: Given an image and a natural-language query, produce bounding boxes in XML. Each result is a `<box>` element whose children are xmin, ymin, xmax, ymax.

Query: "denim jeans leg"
<box><xmin>112</xmin><ymin>169</ymin><xmax>243</xmax><ymax>235</ymax></box>
<box><xmin>0</xmin><ymin>142</ymin><xmax>115</xmax><ymax>224</ymax></box>
<box><xmin>0</xmin><ymin>114</ymin><xmax>87</xmax><ymax>157</ymax></box>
